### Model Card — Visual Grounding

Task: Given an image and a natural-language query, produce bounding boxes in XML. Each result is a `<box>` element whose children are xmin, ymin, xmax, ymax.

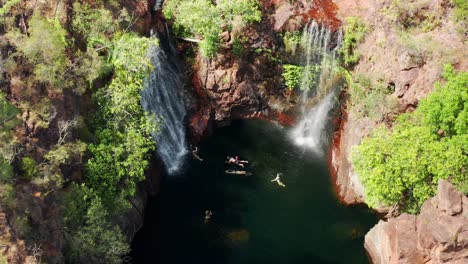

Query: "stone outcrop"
<box><xmin>365</xmin><ymin>180</ymin><xmax>468</xmax><ymax>264</ymax></box>
<box><xmin>330</xmin><ymin>0</ymin><xmax>468</xmax><ymax>206</ymax></box>
<box><xmin>187</xmin><ymin>0</ymin><xmax>342</xmax><ymax>141</ymax></box>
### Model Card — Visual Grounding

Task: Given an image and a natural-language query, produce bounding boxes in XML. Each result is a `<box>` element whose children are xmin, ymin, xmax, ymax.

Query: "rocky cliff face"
<box><xmin>187</xmin><ymin>0</ymin><xmax>342</xmax><ymax>141</ymax></box>
<box><xmin>330</xmin><ymin>0</ymin><xmax>467</xmax><ymax>206</ymax></box>
<box><xmin>365</xmin><ymin>180</ymin><xmax>468</xmax><ymax>264</ymax></box>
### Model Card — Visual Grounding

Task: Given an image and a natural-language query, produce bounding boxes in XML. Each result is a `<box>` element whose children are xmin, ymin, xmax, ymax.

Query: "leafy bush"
<box><xmin>86</xmin><ymin>34</ymin><xmax>157</xmax><ymax>210</ymax></box>
<box><xmin>0</xmin><ymin>0</ymin><xmax>21</xmax><ymax>17</ymax></box>
<box><xmin>0</xmin><ymin>92</ymin><xmax>20</xmax><ymax>164</ymax></box>
<box><xmin>71</xmin><ymin>2</ymin><xmax>117</xmax><ymax>48</ymax></box>
<box><xmin>45</xmin><ymin>142</ymin><xmax>87</xmax><ymax>166</ymax></box>
<box><xmin>282</xmin><ymin>64</ymin><xmax>303</xmax><ymax>90</ymax></box>
<box><xmin>19</xmin><ymin>157</ymin><xmax>38</xmax><ymax>179</ymax></box>
<box><xmin>0</xmin><ymin>161</ymin><xmax>13</xmax><ymax>182</ymax></box>
<box><xmin>381</xmin><ymin>0</ymin><xmax>445</xmax><ymax>31</ymax></box>
<box><xmin>7</xmin><ymin>12</ymin><xmax>68</xmax><ymax>87</ymax></box>
<box><xmin>283</xmin><ymin>31</ymin><xmax>302</xmax><ymax>54</ymax></box>
<box><xmin>64</xmin><ymin>185</ymin><xmax>129</xmax><ymax>263</ymax></box>
<box><xmin>353</xmin><ymin>66</ymin><xmax>468</xmax><ymax>213</ymax></box>
<box><xmin>347</xmin><ymin>74</ymin><xmax>398</xmax><ymax>120</ymax></box>
<box><xmin>232</xmin><ymin>37</ymin><xmax>244</xmax><ymax>57</ymax></box>
<box><xmin>453</xmin><ymin>0</ymin><xmax>468</xmax><ymax>21</ymax></box>
<box><xmin>0</xmin><ymin>183</ymin><xmax>15</xmax><ymax>209</ymax></box>
<box><xmin>340</xmin><ymin>17</ymin><xmax>367</xmax><ymax>67</ymax></box>
<box><xmin>418</xmin><ymin>64</ymin><xmax>468</xmax><ymax>136</ymax></box>
<box><xmin>164</xmin><ymin>0</ymin><xmax>261</xmax><ymax>58</ymax></box>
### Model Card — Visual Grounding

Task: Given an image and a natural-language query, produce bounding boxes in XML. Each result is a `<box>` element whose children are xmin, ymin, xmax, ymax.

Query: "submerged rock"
<box><xmin>364</xmin><ymin>180</ymin><xmax>468</xmax><ymax>264</ymax></box>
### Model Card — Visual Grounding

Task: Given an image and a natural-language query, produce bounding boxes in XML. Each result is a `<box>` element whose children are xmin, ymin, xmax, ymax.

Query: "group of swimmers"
<box><xmin>192</xmin><ymin>146</ymin><xmax>286</xmax><ymax>187</ymax></box>
<box><xmin>193</xmin><ymin>147</ymin><xmax>286</xmax><ymax>223</ymax></box>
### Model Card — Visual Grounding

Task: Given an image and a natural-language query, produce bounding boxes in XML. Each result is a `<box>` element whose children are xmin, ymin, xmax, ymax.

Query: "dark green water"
<box><xmin>130</xmin><ymin>120</ymin><xmax>377</xmax><ymax>264</ymax></box>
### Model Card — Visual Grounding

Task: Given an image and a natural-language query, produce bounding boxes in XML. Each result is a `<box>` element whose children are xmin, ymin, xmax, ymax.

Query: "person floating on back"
<box><xmin>192</xmin><ymin>146</ymin><xmax>203</xmax><ymax>162</ymax></box>
<box><xmin>271</xmin><ymin>173</ymin><xmax>286</xmax><ymax>187</ymax></box>
<box><xmin>226</xmin><ymin>156</ymin><xmax>248</xmax><ymax>168</ymax></box>
<box><xmin>204</xmin><ymin>210</ymin><xmax>213</xmax><ymax>223</ymax></box>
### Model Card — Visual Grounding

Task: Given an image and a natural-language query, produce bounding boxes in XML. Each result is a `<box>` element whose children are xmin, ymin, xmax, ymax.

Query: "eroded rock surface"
<box><xmin>365</xmin><ymin>180</ymin><xmax>468</xmax><ymax>264</ymax></box>
<box><xmin>330</xmin><ymin>0</ymin><xmax>467</xmax><ymax>206</ymax></box>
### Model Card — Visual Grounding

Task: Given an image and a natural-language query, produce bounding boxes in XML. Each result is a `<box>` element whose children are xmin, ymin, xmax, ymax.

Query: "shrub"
<box><xmin>453</xmin><ymin>0</ymin><xmax>468</xmax><ymax>21</ymax></box>
<box><xmin>164</xmin><ymin>0</ymin><xmax>261</xmax><ymax>58</ymax></box>
<box><xmin>353</xmin><ymin>66</ymin><xmax>468</xmax><ymax>213</ymax></box>
<box><xmin>7</xmin><ymin>12</ymin><xmax>68</xmax><ymax>87</ymax></box>
<box><xmin>0</xmin><ymin>0</ymin><xmax>21</xmax><ymax>17</ymax></box>
<box><xmin>64</xmin><ymin>186</ymin><xmax>129</xmax><ymax>264</ymax></box>
<box><xmin>380</xmin><ymin>0</ymin><xmax>445</xmax><ymax>31</ymax></box>
<box><xmin>0</xmin><ymin>183</ymin><xmax>15</xmax><ymax>209</ymax></box>
<box><xmin>232</xmin><ymin>37</ymin><xmax>244</xmax><ymax>57</ymax></box>
<box><xmin>19</xmin><ymin>157</ymin><xmax>38</xmax><ymax>179</ymax></box>
<box><xmin>283</xmin><ymin>31</ymin><xmax>302</xmax><ymax>54</ymax></box>
<box><xmin>282</xmin><ymin>64</ymin><xmax>303</xmax><ymax>90</ymax></box>
<box><xmin>0</xmin><ymin>161</ymin><xmax>13</xmax><ymax>182</ymax></box>
<box><xmin>347</xmin><ymin>74</ymin><xmax>398</xmax><ymax>120</ymax></box>
<box><xmin>340</xmin><ymin>17</ymin><xmax>367</xmax><ymax>67</ymax></box>
<box><xmin>86</xmin><ymin>34</ymin><xmax>157</xmax><ymax>210</ymax></box>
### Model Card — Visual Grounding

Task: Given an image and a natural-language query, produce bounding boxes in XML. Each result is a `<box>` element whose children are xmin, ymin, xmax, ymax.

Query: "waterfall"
<box><xmin>154</xmin><ymin>0</ymin><xmax>165</xmax><ymax>11</ymax></box>
<box><xmin>141</xmin><ymin>29</ymin><xmax>188</xmax><ymax>174</ymax></box>
<box><xmin>291</xmin><ymin>21</ymin><xmax>342</xmax><ymax>153</ymax></box>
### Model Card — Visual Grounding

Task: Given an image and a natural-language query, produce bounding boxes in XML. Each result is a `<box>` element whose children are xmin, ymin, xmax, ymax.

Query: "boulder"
<box><xmin>365</xmin><ymin>180</ymin><xmax>468</xmax><ymax>264</ymax></box>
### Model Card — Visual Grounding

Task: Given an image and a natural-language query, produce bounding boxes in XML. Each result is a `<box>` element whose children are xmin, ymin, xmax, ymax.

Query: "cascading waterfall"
<box><xmin>141</xmin><ymin>29</ymin><xmax>188</xmax><ymax>174</ymax></box>
<box><xmin>291</xmin><ymin>21</ymin><xmax>342</xmax><ymax>153</ymax></box>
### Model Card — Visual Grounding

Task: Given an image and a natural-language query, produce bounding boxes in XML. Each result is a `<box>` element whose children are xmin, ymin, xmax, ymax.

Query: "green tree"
<box><xmin>282</xmin><ymin>64</ymin><xmax>303</xmax><ymax>90</ymax></box>
<box><xmin>86</xmin><ymin>34</ymin><xmax>157</xmax><ymax>210</ymax></box>
<box><xmin>340</xmin><ymin>17</ymin><xmax>367</xmax><ymax>67</ymax></box>
<box><xmin>353</xmin><ymin>66</ymin><xmax>468</xmax><ymax>213</ymax></box>
<box><xmin>7</xmin><ymin>12</ymin><xmax>68</xmax><ymax>87</ymax></box>
<box><xmin>66</xmin><ymin>187</ymin><xmax>129</xmax><ymax>264</ymax></box>
<box><xmin>164</xmin><ymin>0</ymin><xmax>261</xmax><ymax>58</ymax></box>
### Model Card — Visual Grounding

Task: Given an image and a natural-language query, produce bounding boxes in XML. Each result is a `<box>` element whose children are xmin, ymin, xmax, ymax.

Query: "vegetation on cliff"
<box><xmin>0</xmin><ymin>0</ymin><xmax>155</xmax><ymax>262</ymax></box>
<box><xmin>353</xmin><ymin>65</ymin><xmax>467</xmax><ymax>213</ymax></box>
<box><xmin>163</xmin><ymin>0</ymin><xmax>262</xmax><ymax>58</ymax></box>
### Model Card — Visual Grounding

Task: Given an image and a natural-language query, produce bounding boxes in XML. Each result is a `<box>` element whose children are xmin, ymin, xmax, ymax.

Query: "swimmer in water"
<box><xmin>271</xmin><ymin>173</ymin><xmax>286</xmax><ymax>187</ymax></box>
<box><xmin>192</xmin><ymin>146</ymin><xmax>203</xmax><ymax>161</ymax></box>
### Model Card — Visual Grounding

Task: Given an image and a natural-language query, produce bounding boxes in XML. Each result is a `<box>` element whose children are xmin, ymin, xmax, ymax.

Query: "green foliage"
<box><xmin>0</xmin><ymin>0</ymin><xmax>21</xmax><ymax>17</ymax></box>
<box><xmin>282</xmin><ymin>64</ymin><xmax>303</xmax><ymax>90</ymax></box>
<box><xmin>283</xmin><ymin>31</ymin><xmax>302</xmax><ymax>54</ymax></box>
<box><xmin>45</xmin><ymin>142</ymin><xmax>87</xmax><ymax>166</ymax></box>
<box><xmin>347</xmin><ymin>74</ymin><xmax>398</xmax><ymax>120</ymax></box>
<box><xmin>7</xmin><ymin>12</ymin><xmax>68</xmax><ymax>87</ymax></box>
<box><xmin>340</xmin><ymin>17</ymin><xmax>367</xmax><ymax>67</ymax></box>
<box><xmin>353</xmin><ymin>66</ymin><xmax>468</xmax><ymax>213</ymax></box>
<box><xmin>380</xmin><ymin>0</ymin><xmax>445</xmax><ymax>31</ymax></box>
<box><xmin>164</xmin><ymin>0</ymin><xmax>261</xmax><ymax>58</ymax></box>
<box><xmin>0</xmin><ymin>160</ymin><xmax>13</xmax><ymax>182</ymax></box>
<box><xmin>418</xmin><ymin>64</ymin><xmax>468</xmax><ymax>137</ymax></box>
<box><xmin>19</xmin><ymin>157</ymin><xmax>37</xmax><ymax>179</ymax></box>
<box><xmin>86</xmin><ymin>34</ymin><xmax>157</xmax><ymax>210</ymax></box>
<box><xmin>65</xmin><ymin>185</ymin><xmax>129</xmax><ymax>263</ymax></box>
<box><xmin>71</xmin><ymin>2</ymin><xmax>117</xmax><ymax>48</ymax></box>
<box><xmin>0</xmin><ymin>91</ymin><xmax>20</xmax><ymax>133</ymax></box>
<box><xmin>0</xmin><ymin>183</ymin><xmax>15</xmax><ymax>208</ymax></box>
<box><xmin>232</xmin><ymin>37</ymin><xmax>244</xmax><ymax>57</ymax></box>
<box><xmin>453</xmin><ymin>0</ymin><xmax>468</xmax><ymax>21</ymax></box>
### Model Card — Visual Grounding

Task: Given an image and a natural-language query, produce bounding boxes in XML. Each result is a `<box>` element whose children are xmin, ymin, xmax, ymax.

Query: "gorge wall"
<box><xmin>186</xmin><ymin>0</ymin><xmax>342</xmax><ymax>142</ymax></box>
<box><xmin>330</xmin><ymin>0</ymin><xmax>467</xmax><ymax>206</ymax></box>
<box><xmin>365</xmin><ymin>180</ymin><xmax>468</xmax><ymax>264</ymax></box>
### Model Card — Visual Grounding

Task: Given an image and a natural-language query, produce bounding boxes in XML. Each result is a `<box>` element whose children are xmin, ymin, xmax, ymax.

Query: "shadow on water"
<box><xmin>129</xmin><ymin>120</ymin><xmax>378</xmax><ymax>264</ymax></box>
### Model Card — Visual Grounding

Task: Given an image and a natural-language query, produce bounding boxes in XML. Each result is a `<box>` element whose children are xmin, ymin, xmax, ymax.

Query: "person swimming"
<box><xmin>192</xmin><ymin>146</ymin><xmax>203</xmax><ymax>161</ymax></box>
<box><xmin>204</xmin><ymin>210</ymin><xmax>213</xmax><ymax>223</ymax></box>
<box><xmin>226</xmin><ymin>156</ymin><xmax>248</xmax><ymax>168</ymax></box>
<box><xmin>271</xmin><ymin>173</ymin><xmax>286</xmax><ymax>187</ymax></box>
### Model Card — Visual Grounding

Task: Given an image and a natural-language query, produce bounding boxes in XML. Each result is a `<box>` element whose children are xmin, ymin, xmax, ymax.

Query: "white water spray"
<box><xmin>141</xmin><ymin>32</ymin><xmax>188</xmax><ymax>174</ymax></box>
<box><xmin>291</xmin><ymin>21</ymin><xmax>342</xmax><ymax>153</ymax></box>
